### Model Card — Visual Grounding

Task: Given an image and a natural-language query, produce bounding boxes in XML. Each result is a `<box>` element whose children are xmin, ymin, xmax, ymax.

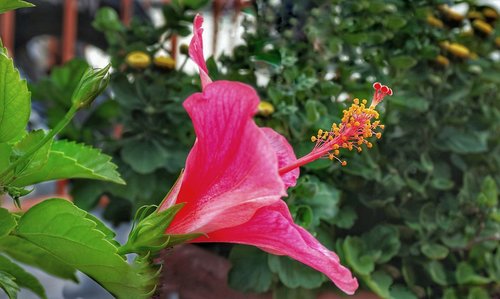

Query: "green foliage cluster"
<box><xmin>0</xmin><ymin>3</ymin><xmax>189</xmax><ymax>298</ymax></box>
<box><xmin>28</xmin><ymin>0</ymin><xmax>499</xmax><ymax>298</ymax></box>
<box><xmin>33</xmin><ymin>1</ymin><xmax>208</xmax><ymax>223</ymax></box>
<box><xmin>216</xmin><ymin>0</ymin><xmax>500</xmax><ymax>298</ymax></box>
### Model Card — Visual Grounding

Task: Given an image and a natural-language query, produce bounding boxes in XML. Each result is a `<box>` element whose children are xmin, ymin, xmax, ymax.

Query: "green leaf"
<box><xmin>0</xmin><ymin>236</ymin><xmax>77</xmax><ymax>281</ymax></box>
<box><xmin>0</xmin><ymin>143</ymin><xmax>12</xmax><ymax>172</ymax></box>
<box><xmin>388</xmin><ymin>96</ymin><xmax>429</xmax><ymax>112</ymax></box>
<box><xmin>390</xmin><ymin>56</ymin><xmax>417</xmax><ymax>70</ymax></box>
<box><xmin>31</xmin><ymin>59</ymin><xmax>89</xmax><ymax>108</ymax></box>
<box><xmin>121</xmin><ymin>139</ymin><xmax>168</xmax><ymax>174</ymax></box>
<box><xmin>426</xmin><ymin>260</ymin><xmax>448</xmax><ymax>286</ymax></box>
<box><xmin>92</xmin><ymin>7</ymin><xmax>124</xmax><ymax>32</ymax></box>
<box><xmin>228</xmin><ymin>246</ymin><xmax>273</xmax><ymax>293</ymax></box>
<box><xmin>0</xmin><ymin>208</ymin><xmax>16</xmax><ymax>238</ymax></box>
<box><xmin>0</xmin><ymin>0</ymin><xmax>34</xmax><ymax>13</ymax></box>
<box><xmin>11</xmin><ymin>140</ymin><xmax>124</xmax><ymax>187</ymax></box>
<box><xmin>364</xmin><ymin>225</ymin><xmax>401</xmax><ymax>264</ymax></box>
<box><xmin>0</xmin><ymin>52</ymin><xmax>31</xmax><ymax>142</ymax></box>
<box><xmin>0</xmin><ymin>255</ymin><xmax>46</xmax><ymax>298</ymax></box>
<box><xmin>343</xmin><ymin>236</ymin><xmax>375</xmax><ymax>275</ymax></box>
<box><xmin>389</xmin><ymin>284</ymin><xmax>417</xmax><ymax>299</ymax></box>
<box><xmin>364</xmin><ymin>271</ymin><xmax>393</xmax><ymax>299</ymax></box>
<box><xmin>467</xmin><ymin>287</ymin><xmax>490</xmax><ymax>299</ymax></box>
<box><xmin>333</xmin><ymin>205</ymin><xmax>357</xmax><ymax>229</ymax></box>
<box><xmin>421</xmin><ymin>243</ymin><xmax>449</xmax><ymax>260</ymax></box>
<box><xmin>268</xmin><ymin>255</ymin><xmax>324</xmax><ymax>289</ymax></box>
<box><xmin>11</xmin><ymin>130</ymin><xmax>52</xmax><ymax>177</ymax></box>
<box><xmin>456</xmin><ymin>262</ymin><xmax>491</xmax><ymax>285</ymax></box>
<box><xmin>14</xmin><ymin>199</ymin><xmax>156</xmax><ymax>298</ymax></box>
<box><xmin>477</xmin><ymin>176</ymin><xmax>497</xmax><ymax>207</ymax></box>
<box><xmin>435</xmin><ymin>127</ymin><xmax>488</xmax><ymax>154</ymax></box>
<box><xmin>0</xmin><ymin>271</ymin><xmax>19</xmax><ymax>299</ymax></box>
<box><xmin>383</xmin><ymin>16</ymin><xmax>407</xmax><ymax>29</ymax></box>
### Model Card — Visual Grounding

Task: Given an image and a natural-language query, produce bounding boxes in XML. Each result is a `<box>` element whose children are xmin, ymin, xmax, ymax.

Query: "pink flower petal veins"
<box><xmin>192</xmin><ymin>200</ymin><xmax>359</xmax><ymax>295</ymax></box>
<box><xmin>165</xmin><ymin>81</ymin><xmax>286</xmax><ymax>235</ymax></box>
<box><xmin>262</xmin><ymin>127</ymin><xmax>299</xmax><ymax>189</ymax></box>
<box><xmin>189</xmin><ymin>14</ymin><xmax>212</xmax><ymax>89</ymax></box>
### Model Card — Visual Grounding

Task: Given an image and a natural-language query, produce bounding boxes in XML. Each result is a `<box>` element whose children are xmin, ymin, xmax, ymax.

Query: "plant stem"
<box><xmin>0</xmin><ymin>104</ymin><xmax>79</xmax><ymax>183</ymax></box>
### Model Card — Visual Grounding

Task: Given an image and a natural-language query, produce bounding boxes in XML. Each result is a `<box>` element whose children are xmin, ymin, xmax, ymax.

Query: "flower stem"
<box><xmin>0</xmin><ymin>104</ymin><xmax>79</xmax><ymax>183</ymax></box>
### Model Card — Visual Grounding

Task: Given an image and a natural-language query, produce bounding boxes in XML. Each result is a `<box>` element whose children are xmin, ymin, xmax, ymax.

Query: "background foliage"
<box><xmin>30</xmin><ymin>0</ymin><xmax>500</xmax><ymax>298</ymax></box>
<box><xmin>219</xmin><ymin>1</ymin><xmax>500</xmax><ymax>298</ymax></box>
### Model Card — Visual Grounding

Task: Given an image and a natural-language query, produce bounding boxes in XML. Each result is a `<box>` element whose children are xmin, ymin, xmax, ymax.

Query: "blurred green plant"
<box><xmin>215</xmin><ymin>1</ymin><xmax>500</xmax><ymax>298</ymax></box>
<box><xmin>31</xmin><ymin>1</ymin><xmax>208</xmax><ymax>223</ymax></box>
<box><xmin>28</xmin><ymin>0</ymin><xmax>500</xmax><ymax>297</ymax></box>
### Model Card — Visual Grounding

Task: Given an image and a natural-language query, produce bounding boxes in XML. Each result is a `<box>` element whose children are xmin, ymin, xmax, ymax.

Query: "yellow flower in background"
<box><xmin>435</xmin><ymin>55</ymin><xmax>450</xmax><ymax>67</ymax></box>
<box><xmin>427</xmin><ymin>15</ymin><xmax>444</xmax><ymax>28</ymax></box>
<box><xmin>473</xmin><ymin>19</ymin><xmax>493</xmax><ymax>36</ymax></box>
<box><xmin>125</xmin><ymin>51</ymin><xmax>151</xmax><ymax>69</ymax></box>
<box><xmin>447</xmin><ymin>43</ymin><xmax>470</xmax><ymax>59</ymax></box>
<box><xmin>154</xmin><ymin>56</ymin><xmax>176</xmax><ymax>70</ymax></box>
<box><xmin>258</xmin><ymin>101</ymin><xmax>275</xmax><ymax>117</ymax></box>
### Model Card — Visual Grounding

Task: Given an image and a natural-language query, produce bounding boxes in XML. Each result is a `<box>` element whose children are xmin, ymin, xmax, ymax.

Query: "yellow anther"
<box><xmin>311</xmin><ymin>136</ymin><xmax>317</xmax><ymax>142</ymax></box>
<box><xmin>341</xmin><ymin>161</ymin><xmax>347</xmax><ymax>167</ymax></box>
<box><xmin>342</xmin><ymin>143</ymin><xmax>348</xmax><ymax>148</ymax></box>
<box><xmin>347</xmin><ymin>123</ymin><xmax>352</xmax><ymax>128</ymax></box>
<box><xmin>379</xmin><ymin>125</ymin><xmax>385</xmax><ymax>129</ymax></box>
<box><xmin>357</xmin><ymin>147</ymin><xmax>362</xmax><ymax>152</ymax></box>
<box><xmin>376</xmin><ymin>132</ymin><xmax>382</xmax><ymax>139</ymax></box>
<box><xmin>323</xmin><ymin>132</ymin><xmax>328</xmax><ymax>139</ymax></box>
<box><xmin>328</xmin><ymin>136</ymin><xmax>334</xmax><ymax>141</ymax></box>
<box><xmin>334</xmin><ymin>149</ymin><xmax>340</xmax><ymax>155</ymax></box>
<box><xmin>362</xmin><ymin>99</ymin><xmax>367</xmax><ymax>105</ymax></box>
<box><xmin>333</xmin><ymin>144</ymin><xmax>339</xmax><ymax>150</ymax></box>
<box><xmin>318</xmin><ymin>129</ymin><xmax>323</xmax><ymax>136</ymax></box>
<box><xmin>354</xmin><ymin>98</ymin><xmax>359</xmax><ymax>104</ymax></box>
<box><xmin>329</xmin><ymin>154</ymin><xmax>334</xmax><ymax>160</ymax></box>
<box><xmin>342</xmin><ymin>136</ymin><xmax>348</xmax><ymax>141</ymax></box>
<box><xmin>354</xmin><ymin>121</ymin><xmax>360</xmax><ymax>127</ymax></box>
<box><xmin>367</xmin><ymin>142</ymin><xmax>373</xmax><ymax>148</ymax></box>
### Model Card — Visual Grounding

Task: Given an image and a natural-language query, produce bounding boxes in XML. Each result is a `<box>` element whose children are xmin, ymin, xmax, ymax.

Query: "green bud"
<box><xmin>180</xmin><ymin>44</ymin><xmax>189</xmax><ymax>55</ymax></box>
<box><xmin>119</xmin><ymin>203</ymin><xmax>199</xmax><ymax>255</ymax></box>
<box><xmin>71</xmin><ymin>64</ymin><xmax>111</xmax><ymax>108</ymax></box>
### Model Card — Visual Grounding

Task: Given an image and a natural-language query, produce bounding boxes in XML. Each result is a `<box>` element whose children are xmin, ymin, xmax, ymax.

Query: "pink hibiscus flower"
<box><xmin>159</xmin><ymin>14</ymin><xmax>392</xmax><ymax>295</ymax></box>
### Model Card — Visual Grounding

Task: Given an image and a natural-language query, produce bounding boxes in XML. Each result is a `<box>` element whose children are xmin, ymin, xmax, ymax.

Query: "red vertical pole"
<box><xmin>121</xmin><ymin>0</ymin><xmax>133</xmax><ymax>26</ymax></box>
<box><xmin>62</xmin><ymin>0</ymin><xmax>77</xmax><ymax>63</ymax></box>
<box><xmin>171</xmin><ymin>35</ymin><xmax>178</xmax><ymax>60</ymax></box>
<box><xmin>212</xmin><ymin>0</ymin><xmax>224</xmax><ymax>54</ymax></box>
<box><xmin>0</xmin><ymin>12</ymin><xmax>16</xmax><ymax>57</ymax></box>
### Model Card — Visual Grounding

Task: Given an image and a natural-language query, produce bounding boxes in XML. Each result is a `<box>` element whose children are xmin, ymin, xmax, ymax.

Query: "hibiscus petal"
<box><xmin>189</xmin><ymin>14</ymin><xmax>212</xmax><ymax>89</ymax></box>
<box><xmin>261</xmin><ymin>127</ymin><xmax>299</xmax><ymax>189</ymax></box>
<box><xmin>158</xmin><ymin>170</ymin><xmax>184</xmax><ymax>210</ymax></box>
<box><xmin>165</xmin><ymin>81</ymin><xmax>286</xmax><ymax>235</ymax></box>
<box><xmin>192</xmin><ymin>200</ymin><xmax>359</xmax><ymax>295</ymax></box>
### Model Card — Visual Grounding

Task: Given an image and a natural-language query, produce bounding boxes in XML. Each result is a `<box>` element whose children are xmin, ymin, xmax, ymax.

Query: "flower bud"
<box><xmin>180</xmin><ymin>44</ymin><xmax>189</xmax><ymax>55</ymax></box>
<box><xmin>125</xmin><ymin>51</ymin><xmax>151</xmax><ymax>69</ymax></box>
<box><xmin>448</xmin><ymin>43</ymin><xmax>470</xmax><ymax>59</ymax></box>
<box><xmin>258</xmin><ymin>101</ymin><xmax>275</xmax><ymax>117</ymax></box>
<box><xmin>71</xmin><ymin>64</ymin><xmax>111</xmax><ymax>108</ymax></box>
<box><xmin>154</xmin><ymin>56</ymin><xmax>176</xmax><ymax>70</ymax></box>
